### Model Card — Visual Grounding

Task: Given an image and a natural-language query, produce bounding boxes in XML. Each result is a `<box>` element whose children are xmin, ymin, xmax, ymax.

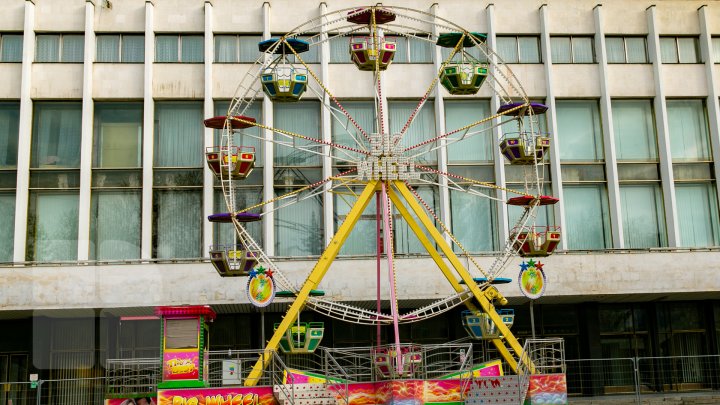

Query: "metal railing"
<box><xmin>1</xmin><ymin>353</ymin><xmax>716</xmax><ymax>404</ymax></box>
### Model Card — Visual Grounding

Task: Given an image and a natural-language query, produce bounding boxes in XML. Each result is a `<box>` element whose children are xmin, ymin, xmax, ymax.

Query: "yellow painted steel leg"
<box><xmin>386</xmin><ymin>189</ymin><xmax>481</xmax><ymax>313</ymax></box>
<box><xmin>245</xmin><ymin>180</ymin><xmax>380</xmax><ymax>386</ymax></box>
<box><xmin>391</xmin><ymin>181</ymin><xmax>530</xmax><ymax>373</ymax></box>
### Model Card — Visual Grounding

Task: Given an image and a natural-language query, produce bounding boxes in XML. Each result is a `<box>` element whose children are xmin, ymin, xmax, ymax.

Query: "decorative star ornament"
<box><xmin>265</xmin><ymin>269</ymin><xmax>274</xmax><ymax>278</ymax></box>
<box><xmin>535</xmin><ymin>261</ymin><xmax>544</xmax><ymax>271</ymax></box>
<box><xmin>527</xmin><ymin>259</ymin><xmax>536</xmax><ymax>268</ymax></box>
<box><xmin>248</xmin><ymin>268</ymin><xmax>258</xmax><ymax>279</ymax></box>
<box><xmin>519</xmin><ymin>261</ymin><xmax>529</xmax><ymax>271</ymax></box>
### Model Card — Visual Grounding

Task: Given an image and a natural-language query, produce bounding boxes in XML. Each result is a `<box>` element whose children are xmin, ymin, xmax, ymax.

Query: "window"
<box><xmin>35</xmin><ymin>34</ymin><xmax>84</xmax><ymax>62</ymax></box>
<box><xmin>90</xmin><ymin>190</ymin><xmax>141</xmax><ymax>260</ymax></box>
<box><xmin>445</xmin><ymin>100</ymin><xmax>493</xmax><ymax>163</ymax></box>
<box><xmin>0</xmin><ymin>103</ymin><xmax>20</xmax><ymax>168</ymax></box>
<box><xmin>676</xmin><ymin>183</ymin><xmax>720</xmax><ymax>247</ymax></box>
<box><xmin>274</xmin><ymin>102</ymin><xmax>322</xmax><ymax>166</ymax></box>
<box><xmin>96</xmin><ymin>34</ymin><xmax>144</xmax><ymax>63</ymax></box>
<box><xmin>153</xmin><ymin>102</ymin><xmax>203</xmax><ymax>259</ymax></box>
<box><xmin>214</xmin><ymin>34</ymin><xmax>261</xmax><ymax>63</ymax></box>
<box><xmin>620</xmin><ymin>184</ymin><xmax>666</xmax><ymax>248</ymax></box>
<box><xmin>667</xmin><ymin>99</ymin><xmax>710</xmax><ymax>162</ymax></box>
<box><xmin>660</xmin><ymin>36</ymin><xmax>700</xmax><ymax>64</ymax></box>
<box><xmin>0</xmin><ymin>34</ymin><xmax>22</xmax><ymax>62</ymax></box>
<box><xmin>393</xmin><ymin>186</ymin><xmax>439</xmax><ymax>254</ymax></box>
<box><xmin>556</xmin><ymin>100</ymin><xmax>604</xmax><ymax>161</ymax></box>
<box><xmin>557</xmin><ymin>100</ymin><xmax>610</xmax><ymax>250</ymax></box>
<box><xmin>665</xmin><ymin>99</ymin><xmax>718</xmax><ymax>247</ymax></box>
<box><xmin>27</xmin><ymin>192</ymin><xmax>79</xmax><ymax>261</ymax></box>
<box><xmin>0</xmin><ymin>192</ymin><xmax>13</xmax><ymax>262</ymax></box>
<box><xmin>329</xmin><ymin>35</ymin><xmax>350</xmax><ymax>63</ymax></box>
<box><xmin>154</xmin><ymin>102</ymin><xmax>203</xmax><ymax>168</ymax></box>
<box><xmin>274</xmin><ymin>187</ymin><xmax>323</xmax><ymax>256</ymax></box>
<box><xmin>550</xmin><ymin>36</ymin><xmax>594</xmax><ymax>63</ymax></box>
<box><xmin>450</xmin><ymin>189</ymin><xmax>497</xmax><ymax>252</ymax></box>
<box><xmin>155</xmin><ymin>34</ymin><xmax>203</xmax><ymax>63</ymax></box>
<box><xmin>496</xmin><ymin>36</ymin><xmax>541</xmax><ymax>63</ymax></box>
<box><xmin>612</xmin><ymin>100</ymin><xmax>657</xmax><ymax>161</ymax></box>
<box><xmin>334</xmin><ymin>187</ymin><xmax>377</xmax><ymax>256</ymax></box>
<box><xmin>28</xmin><ymin>102</ymin><xmax>82</xmax><ymax>262</ymax></box>
<box><xmin>32</xmin><ymin>102</ymin><xmax>82</xmax><ymax>168</ymax></box>
<box><xmin>165</xmin><ymin>319</ymin><xmax>198</xmax><ymax>349</ymax></box>
<box><xmin>605</xmin><ymin>36</ymin><xmax>647</xmax><ymax>63</ymax></box>
<box><xmin>712</xmin><ymin>37</ymin><xmax>720</xmax><ymax>63</ymax></box>
<box><xmin>94</xmin><ymin>103</ymin><xmax>142</xmax><ymax>168</ymax></box>
<box><xmin>390</xmin><ymin>35</ymin><xmax>434</xmax><ymax>63</ymax></box>
<box><xmin>153</xmin><ymin>189</ymin><xmax>202</xmax><ymax>258</ymax></box>
<box><xmin>90</xmin><ymin>103</ymin><xmax>143</xmax><ymax>261</ymax></box>
<box><xmin>563</xmin><ymin>185</ymin><xmax>611</xmax><ymax>249</ymax></box>
<box><xmin>331</xmin><ymin>100</ymin><xmax>375</xmax><ymax>162</ymax></box>
<box><xmin>389</xmin><ymin>101</ymin><xmax>437</xmax><ymax>165</ymax></box>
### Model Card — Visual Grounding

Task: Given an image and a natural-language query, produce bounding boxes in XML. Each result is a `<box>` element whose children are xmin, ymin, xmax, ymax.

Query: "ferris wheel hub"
<box><xmin>357</xmin><ymin>133</ymin><xmax>420</xmax><ymax>181</ymax></box>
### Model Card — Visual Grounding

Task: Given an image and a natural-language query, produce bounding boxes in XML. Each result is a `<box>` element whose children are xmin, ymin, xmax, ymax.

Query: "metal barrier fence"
<box><xmin>566</xmin><ymin>355</ymin><xmax>720</xmax><ymax>404</ymax></box>
<box><xmin>3</xmin><ymin>354</ymin><xmax>720</xmax><ymax>404</ymax></box>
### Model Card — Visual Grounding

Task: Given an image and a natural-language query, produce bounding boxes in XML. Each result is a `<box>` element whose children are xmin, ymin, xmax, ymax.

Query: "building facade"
<box><xmin>0</xmin><ymin>0</ymin><xmax>720</xmax><ymax>402</ymax></box>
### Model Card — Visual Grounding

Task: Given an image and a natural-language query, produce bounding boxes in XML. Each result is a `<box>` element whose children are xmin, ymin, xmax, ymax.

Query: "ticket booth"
<box><xmin>156</xmin><ymin>306</ymin><xmax>216</xmax><ymax>389</ymax></box>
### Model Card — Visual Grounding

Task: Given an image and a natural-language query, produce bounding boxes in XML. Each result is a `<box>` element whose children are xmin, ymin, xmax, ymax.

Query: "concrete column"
<box><xmin>647</xmin><ymin>5</ymin><xmax>679</xmax><ymax>247</ymax></box>
<box><xmin>487</xmin><ymin>4</ymin><xmax>509</xmax><ymax>246</ymax></box>
<box><xmin>13</xmin><ymin>0</ymin><xmax>36</xmax><ymax>263</ymax></box>
<box><xmin>319</xmin><ymin>2</ymin><xmax>334</xmax><ymax>248</ymax></box>
<box><xmin>262</xmin><ymin>1</ymin><xmax>275</xmax><ymax>255</ymax></box>
<box><xmin>141</xmin><ymin>0</ymin><xmax>155</xmax><ymax>259</ymax></box>
<box><xmin>594</xmin><ymin>5</ymin><xmax>624</xmax><ymax>248</ymax></box>
<box><xmin>77</xmin><ymin>0</ymin><xmax>96</xmax><ymax>261</ymax></box>
<box><xmin>431</xmin><ymin>3</ymin><xmax>452</xmax><ymax>245</ymax></box>
<box><xmin>698</xmin><ymin>6</ymin><xmax>720</xmax><ymax>218</ymax></box>
<box><xmin>539</xmin><ymin>4</ymin><xmax>566</xmax><ymax>249</ymax></box>
<box><xmin>203</xmin><ymin>0</ymin><xmax>214</xmax><ymax>257</ymax></box>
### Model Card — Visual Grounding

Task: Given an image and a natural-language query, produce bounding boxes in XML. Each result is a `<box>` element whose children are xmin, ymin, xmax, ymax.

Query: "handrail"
<box><xmin>321</xmin><ymin>347</ymin><xmax>351</xmax><ymax>405</ymax></box>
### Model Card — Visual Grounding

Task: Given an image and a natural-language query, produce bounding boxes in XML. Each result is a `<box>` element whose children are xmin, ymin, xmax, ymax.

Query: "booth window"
<box><xmin>165</xmin><ymin>319</ymin><xmax>199</xmax><ymax>349</ymax></box>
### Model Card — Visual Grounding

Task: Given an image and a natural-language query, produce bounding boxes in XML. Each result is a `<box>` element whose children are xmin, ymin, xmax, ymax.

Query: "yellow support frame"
<box><xmin>245</xmin><ymin>180</ymin><xmax>380</xmax><ymax>385</ymax></box>
<box><xmin>388</xmin><ymin>181</ymin><xmax>529</xmax><ymax>372</ymax></box>
<box><xmin>245</xmin><ymin>179</ymin><xmax>530</xmax><ymax>385</ymax></box>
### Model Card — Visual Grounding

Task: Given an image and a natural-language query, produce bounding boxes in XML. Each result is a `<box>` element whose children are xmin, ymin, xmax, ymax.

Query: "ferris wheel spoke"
<box><xmin>404</xmin><ymin>102</ymin><xmax>528</xmax><ymax>154</ymax></box>
<box><xmin>394</xmin><ymin>33</ymin><xmax>465</xmax><ymax>145</ymax></box>
<box><xmin>283</xmin><ymin>39</ymin><xmax>373</xmax><ymax>144</ymax></box>
<box><xmin>415</xmin><ymin>164</ymin><xmax>533</xmax><ymax>197</ymax></box>
<box><xmin>229</xmin><ymin>116</ymin><xmax>370</xmax><ymax>159</ymax></box>
<box><xmin>234</xmin><ymin>168</ymin><xmax>357</xmax><ymax>216</ymax></box>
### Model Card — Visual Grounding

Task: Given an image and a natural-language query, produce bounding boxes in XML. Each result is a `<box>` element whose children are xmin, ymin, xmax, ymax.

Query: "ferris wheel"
<box><xmin>202</xmin><ymin>6</ymin><xmax>560</xmax><ymax>384</ymax></box>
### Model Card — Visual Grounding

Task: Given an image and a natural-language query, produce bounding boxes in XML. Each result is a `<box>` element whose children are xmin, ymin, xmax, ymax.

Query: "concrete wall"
<box><xmin>0</xmin><ymin>250</ymin><xmax>718</xmax><ymax>312</ymax></box>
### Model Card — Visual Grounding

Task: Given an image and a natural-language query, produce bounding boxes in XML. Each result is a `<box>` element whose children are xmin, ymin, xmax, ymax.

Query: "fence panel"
<box><xmin>637</xmin><ymin>355</ymin><xmax>720</xmax><ymax>394</ymax></box>
<box><xmin>0</xmin><ymin>381</ymin><xmax>37</xmax><ymax>405</ymax></box>
<box><xmin>564</xmin><ymin>358</ymin><xmax>637</xmax><ymax>397</ymax></box>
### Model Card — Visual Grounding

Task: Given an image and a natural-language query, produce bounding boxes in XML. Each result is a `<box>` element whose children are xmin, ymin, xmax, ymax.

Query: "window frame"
<box><xmin>95</xmin><ymin>33</ymin><xmax>145</xmax><ymax>63</ymax></box>
<box><xmin>213</xmin><ymin>34</ymin><xmax>262</xmax><ymax>63</ymax></box>
<box><xmin>660</xmin><ymin>36</ymin><xmax>701</xmax><ymax>64</ymax></box>
<box><xmin>605</xmin><ymin>35</ymin><xmax>648</xmax><ymax>64</ymax></box>
<box><xmin>35</xmin><ymin>33</ymin><xmax>85</xmax><ymax>63</ymax></box>
<box><xmin>154</xmin><ymin>34</ymin><xmax>204</xmax><ymax>63</ymax></box>
<box><xmin>496</xmin><ymin>35</ymin><xmax>542</xmax><ymax>64</ymax></box>
<box><xmin>550</xmin><ymin>35</ymin><xmax>595</xmax><ymax>64</ymax></box>
<box><xmin>0</xmin><ymin>33</ymin><xmax>23</xmax><ymax>63</ymax></box>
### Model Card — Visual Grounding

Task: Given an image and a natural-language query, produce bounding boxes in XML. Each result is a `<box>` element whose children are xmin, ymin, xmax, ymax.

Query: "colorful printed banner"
<box><xmin>158</xmin><ymin>387</ymin><xmax>276</xmax><ymax>405</ymax></box>
<box><xmin>163</xmin><ymin>350</ymin><xmax>200</xmax><ymax>381</ymax></box>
